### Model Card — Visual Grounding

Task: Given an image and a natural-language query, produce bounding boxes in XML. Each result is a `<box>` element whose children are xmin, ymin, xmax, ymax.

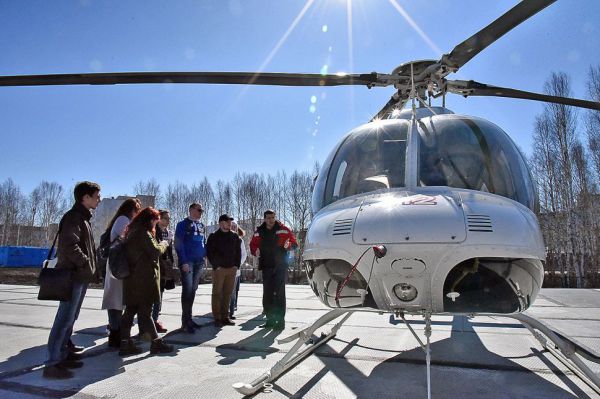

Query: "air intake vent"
<box><xmin>332</xmin><ymin>218</ymin><xmax>353</xmax><ymax>236</ymax></box>
<box><xmin>467</xmin><ymin>214</ymin><xmax>493</xmax><ymax>232</ymax></box>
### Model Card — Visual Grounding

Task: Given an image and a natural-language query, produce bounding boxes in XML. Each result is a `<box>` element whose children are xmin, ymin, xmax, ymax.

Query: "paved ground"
<box><xmin>0</xmin><ymin>283</ymin><xmax>599</xmax><ymax>398</ymax></box>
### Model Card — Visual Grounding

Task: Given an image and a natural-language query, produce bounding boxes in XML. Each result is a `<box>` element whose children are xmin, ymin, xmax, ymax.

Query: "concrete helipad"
<box><xmin>0</xmin><ymin>283</ymin><xmax>599</xmax><ymax>398</ymax></box>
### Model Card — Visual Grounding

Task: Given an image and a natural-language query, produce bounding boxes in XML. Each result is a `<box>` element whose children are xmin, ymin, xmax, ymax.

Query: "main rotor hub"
<box><xmin>391</xmin><ymin>60</ymin><xmax>438</xmax><ymax>78</ymax></box>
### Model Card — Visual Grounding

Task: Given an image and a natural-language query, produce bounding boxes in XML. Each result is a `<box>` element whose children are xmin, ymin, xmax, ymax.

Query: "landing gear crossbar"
<box><xmin>232</xmin><ymin>309</ymin><xmax>354</xmax><ymax>396</ymax></box>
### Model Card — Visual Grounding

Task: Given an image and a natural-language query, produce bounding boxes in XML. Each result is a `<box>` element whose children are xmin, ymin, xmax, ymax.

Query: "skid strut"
<box><xmin>510</xmin><ymin>313</ymin><xmax>600</xmax><ymax>394</ymax></box>
<box><xmin>472</xmin><ymin>312</ymin><xmax>600</xmax><ymax>395</ymax></box>
<box><xmin>232</xmin><ymin>309</ymin><xmax>354</xmax><ymax>396</ymax></box>
<box><xmin>398</xmin><ymin>311</ymin><xmax>433</xmax><ymax>399</ymax></box>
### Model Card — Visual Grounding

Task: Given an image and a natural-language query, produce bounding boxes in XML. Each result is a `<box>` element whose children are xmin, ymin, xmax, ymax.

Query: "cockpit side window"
<box><xmin>323</xmin><ymin>122</ymin><xmax>409</xmax><ymax>206</ymax></box>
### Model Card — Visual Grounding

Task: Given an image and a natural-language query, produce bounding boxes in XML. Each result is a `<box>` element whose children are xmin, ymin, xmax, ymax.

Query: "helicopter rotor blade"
<box><xmin>441</xmin><ymin>0</ymin><xmax>556</xmax><ymax>71</ymax></box>
<box><xmin>446</xmin><ymin>80</ymin><xmax>600</xmax><ymax>111</ymax></box>
<box><xmin>0</xmin><ymin>71</ymin><xmax>385</xmax><ymax>88</ymax></box>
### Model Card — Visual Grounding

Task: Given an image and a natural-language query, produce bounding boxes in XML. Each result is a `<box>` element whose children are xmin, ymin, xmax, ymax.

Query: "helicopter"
<box><xmin>2</xmin><ymin>0</ymin><xmax>600</xmax><ymax>397</ymax></box>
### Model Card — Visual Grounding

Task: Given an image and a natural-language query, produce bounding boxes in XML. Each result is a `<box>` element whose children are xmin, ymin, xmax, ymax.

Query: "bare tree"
<box><xmin>531</xmin><ymin>72</ymin><xmax>587</xmax><ymax>287</ymax></box>
<box><xmin>531</xmin><ymin>115</ymin><xmax>559</xmax><ymax>212</ymax></box>
<box><xmin>164</xmin><ymin>181</ymin><xmax>190</xmax><ymax>224</ymax></box>
<box><xmin>214</xmin><ymin>180</ymin><xmax>233</xmax><ymax>219</ymax></box>
<box><xmin>286</xmin><ymin>171</ymin><xmax>312</xmax><ymax>232</ymax></box>
<box><xmin>26</xmin><ymin>187</ymin><xmax>42</xmax><ymax>227</ymax></box>
<box><xmin>190</xmin><ymin>177</ymin><xmax>214</xmax><ymax>225</ymax></box>
<box><xmin>586</xmin><ymin>65</ymin><xmax>600</xmax><ymax>184</ymax></box>
<box><xmin>133</xmin><ymin>178</ymin><xmax>161</xmax><ymax>205</ymax></box>
<box><xmin>0</xmin><ymin>179</ymin><xmax>24</xmax><ymax>245</ymax></box>
<box><xmin>236</xmin><ymin>173</ymin><xmax>268</xmax><ymax>232</ymax></box>
<box><xmin>273</xmin><ymin>170</ymin><xmax>289</xmax><ymax>225</ymax></box>
<box><xmin>37</xmin><ymin>181</ymin><xmax>67</xmax><ymax>235</ymax></box>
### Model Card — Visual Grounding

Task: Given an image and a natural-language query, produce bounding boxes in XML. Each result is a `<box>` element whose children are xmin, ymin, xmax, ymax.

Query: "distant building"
<box><xmin>0</xmin><ymin>224</ymin><xmax>58</xmax><ymax>248</ymax></box>
<box><xmin>91</xmin><ymin>195</ymin><xmax>155</xmax><ymax>245</ymax></box>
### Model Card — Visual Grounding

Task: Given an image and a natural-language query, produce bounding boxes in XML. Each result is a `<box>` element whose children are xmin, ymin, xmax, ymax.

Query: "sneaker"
<box><xmin>119</xmin><ymin>339</ymin><xmax>143</xmax><ymax>357</ymax></box>
<box><xmin>150</xmin><ymin>338</ymin><xmax>174</xmax><ymax>354</ymax></box>
<box><xmin>59</xmin><ymin>359</ymin><xmax>84</xmax><ymax>369</ymax></box>
<box><xmin>154</xmin><ymin>320</ymin><xmax>168</xmax><ymax>333</ymax></box>
<box><xmin>223</xmin><ymin>319</ymin><xmax>235</xmax><ymax>326</ymax></box>
<box><xmin>43</xmin><ymin>365</ymin><xmax>73</xmax><ymax>379</ymax></box>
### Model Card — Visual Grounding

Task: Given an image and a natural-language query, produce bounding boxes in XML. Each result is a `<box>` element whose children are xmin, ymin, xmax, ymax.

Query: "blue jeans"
<box><xmin>229</xmin><ymin>275</ymin><xmax>240</xmax><ymax>316</ymax></box>
<box><xmin>151</xmin><ymin>288</ymin><xmax>164</xmax><ymax>321</ymax></box>
<box><xmin>46</xmin><ymin>281</ymin><xmax>88</xmax><ymax>366</ymax></box>
<box><xmin>180</xmin><ymin>261</ymin><xmax>203</xmax><ymax>326</ymax></box>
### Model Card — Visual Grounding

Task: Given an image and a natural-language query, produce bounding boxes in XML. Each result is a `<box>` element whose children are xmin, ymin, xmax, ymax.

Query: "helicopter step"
<box><xmin>232</xmin><ymin>309</ymin><xmax>355</xmax><ymax>396</ymax></box>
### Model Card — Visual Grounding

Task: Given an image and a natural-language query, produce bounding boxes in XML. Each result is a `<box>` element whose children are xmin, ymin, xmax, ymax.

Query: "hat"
<box><xmin>218</xmin><ymin>214</ymin><xmax>234</xmax><ymax>222</ymax></box>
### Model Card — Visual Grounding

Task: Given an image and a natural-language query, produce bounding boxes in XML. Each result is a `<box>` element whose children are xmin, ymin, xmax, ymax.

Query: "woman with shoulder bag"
<box><xmin>101</xmin><ymin>198</ymin><xmax>141</xmax><ymax>348</ymax></box>
<box><xmin>119</xmin><ymin>207</ymin><xmax>174</xmax><ymax>356</ymax></box>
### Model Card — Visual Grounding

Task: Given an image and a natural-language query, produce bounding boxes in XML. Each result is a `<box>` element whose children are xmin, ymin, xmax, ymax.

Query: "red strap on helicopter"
<box><xmin>335</xmin><ymin>247</ymin><xmax>372</xmax><ymax>301</ymax></box>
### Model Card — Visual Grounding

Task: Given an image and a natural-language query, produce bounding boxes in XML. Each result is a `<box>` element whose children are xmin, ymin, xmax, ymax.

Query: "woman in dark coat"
<box><xmin>119</xmin><ymin>207</ymin><xmax>174</xmax><ymax>356</ymax></box>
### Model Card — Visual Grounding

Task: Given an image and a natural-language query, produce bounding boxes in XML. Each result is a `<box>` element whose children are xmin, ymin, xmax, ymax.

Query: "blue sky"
<box><xmin>0</xmin><ymin>0</ymin><xmax>599</xmax><ymax>198</ymax></box>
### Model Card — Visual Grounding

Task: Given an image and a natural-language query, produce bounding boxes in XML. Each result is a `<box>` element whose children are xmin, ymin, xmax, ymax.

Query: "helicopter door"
<box><xmin>352</xmin><ymin>191</ymin><xmax>467</xmax><ymax>244</ymax></box>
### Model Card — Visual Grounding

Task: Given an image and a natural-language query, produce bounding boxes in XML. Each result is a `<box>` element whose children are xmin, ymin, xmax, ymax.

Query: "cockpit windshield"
<box><xmin>418</xmin><ymin>116</ymin><xmax>536</xmax><ymax>210</ymax></box>
<box><xmin>322</xmin><ymin>121</ymin><xmax>409</xmax><ymax>206</ymax></box>
<box><xmin>312</xmin><ymin>115</ymin><xmax>537</xmax><ymax>213</ymax></box>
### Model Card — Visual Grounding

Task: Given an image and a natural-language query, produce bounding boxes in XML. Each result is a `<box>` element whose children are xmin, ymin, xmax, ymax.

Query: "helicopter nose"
<box><xmin>353</xmin><ymin>193</ymin><xmax>466</xmax><ymax>244</ymax></box>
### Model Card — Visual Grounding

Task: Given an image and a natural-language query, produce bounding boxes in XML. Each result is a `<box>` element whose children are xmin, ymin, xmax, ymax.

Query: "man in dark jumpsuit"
<box><xmin>250</xmin><ymin>210</ymin><xmax>297</xmax><ymax>330</ymax></box>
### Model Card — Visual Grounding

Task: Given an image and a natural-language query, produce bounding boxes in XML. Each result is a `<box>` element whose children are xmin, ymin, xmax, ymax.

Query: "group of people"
<box><xmin>43</xmin><ymin>181</ymin><xmax>298</xmax><ymax>380</ymax></box>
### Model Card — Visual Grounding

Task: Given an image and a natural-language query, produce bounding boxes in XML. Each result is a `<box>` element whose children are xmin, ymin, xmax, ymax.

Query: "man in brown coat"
<box><xmin>44</xmin><ymin>181</ymin><xmax>101</xmax><ymax>379</ymax></box>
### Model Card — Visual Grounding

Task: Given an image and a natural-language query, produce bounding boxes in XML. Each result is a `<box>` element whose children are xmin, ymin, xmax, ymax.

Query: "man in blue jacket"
<box><xmin>175</xmin><ymin>203</ymin><xmax>207</xmax><ymax>333</ymax></box>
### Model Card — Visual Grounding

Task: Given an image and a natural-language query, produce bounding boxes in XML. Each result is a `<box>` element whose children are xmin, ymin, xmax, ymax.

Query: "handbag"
<box><xmin>38</xmin><ymin>225</ymin><xmax>74</xmax><ymax>301</ymax></box>
<box><xmin>161</xmin><ymin>257</ymin><xmax>176</xmax><ymax>290</ymax></box>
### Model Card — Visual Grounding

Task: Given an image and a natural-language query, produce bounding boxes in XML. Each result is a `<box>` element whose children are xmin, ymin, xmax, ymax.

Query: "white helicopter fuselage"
<box><xmin>303</xmin><ymin>107</ymin><xmax>545</xmax><ymax>315</ymax></box>
<box><xmin>303</xmin><ymin>187</ymin><xmax>545</xmax><ymax>313</ymax></box>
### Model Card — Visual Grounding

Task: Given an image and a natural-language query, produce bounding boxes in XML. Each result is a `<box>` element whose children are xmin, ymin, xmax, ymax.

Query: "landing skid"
<box><xmin>232</xmin><ymin>309</ymin><xmax>354</xmax><ymax>396</ymax></box>
<box><xmin>498</xmin><ymin>313</ymin><xmax>600</xmax><ymax>395</ymax></box>
<box><xmin>232</xmin><ymin>311</ymin><xmax>600</xmax><ymax>397</ymax></box>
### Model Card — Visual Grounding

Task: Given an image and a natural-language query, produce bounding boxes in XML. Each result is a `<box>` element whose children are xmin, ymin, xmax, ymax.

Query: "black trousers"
<box><xmin>262</xmin><ymin>265</ymin><xmax>286</xmax><ymax>324</ymax></box>
<box><xmin>121</xmin><ymin>303</ymin><xmax>158</xmax><ymax>340</ymax></box>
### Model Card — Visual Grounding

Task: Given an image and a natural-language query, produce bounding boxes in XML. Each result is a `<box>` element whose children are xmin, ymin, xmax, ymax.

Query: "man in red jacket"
<box><xmin>250</xmin><ymin>210</ymin><xmax>297</xmax><ymax>330</ymax></box>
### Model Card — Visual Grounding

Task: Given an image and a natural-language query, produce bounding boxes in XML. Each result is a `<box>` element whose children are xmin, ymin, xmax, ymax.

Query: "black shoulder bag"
<box><xmin>108</xmin><ymin>236</ymin><xmax>130</xmax><ymax>279</ymax></box>
<box><xmin>37</xmin><ymin>224</ymin><xmax>74</xmax><ymax>301</ymax></box>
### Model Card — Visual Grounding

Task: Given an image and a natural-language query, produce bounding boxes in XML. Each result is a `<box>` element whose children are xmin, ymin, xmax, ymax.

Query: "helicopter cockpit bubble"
<box><xmin>313</xmin><ymin>111</ymin><xmax>538</xmax><ymax>213</ymax></box>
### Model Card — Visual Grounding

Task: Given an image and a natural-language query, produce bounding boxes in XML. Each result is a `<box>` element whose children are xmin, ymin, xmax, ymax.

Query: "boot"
<box><xmin>108</xmin><ymin>328</ymin><xmax>120</xmax><ymax>349</ymax></box>
<box><xmin>118</xmin><ymin>339</ymin><xmax>142</xmax><ymax>357</ymax></box>
<box><xmin>67</xmin><ymin>339</ymin><xmax>84</xmax><ymax>353</ymax></box>
<box><xmin>150</xmin><ymin>338</ymin><xmax>174</xmax><ymax>354</ymax></box>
